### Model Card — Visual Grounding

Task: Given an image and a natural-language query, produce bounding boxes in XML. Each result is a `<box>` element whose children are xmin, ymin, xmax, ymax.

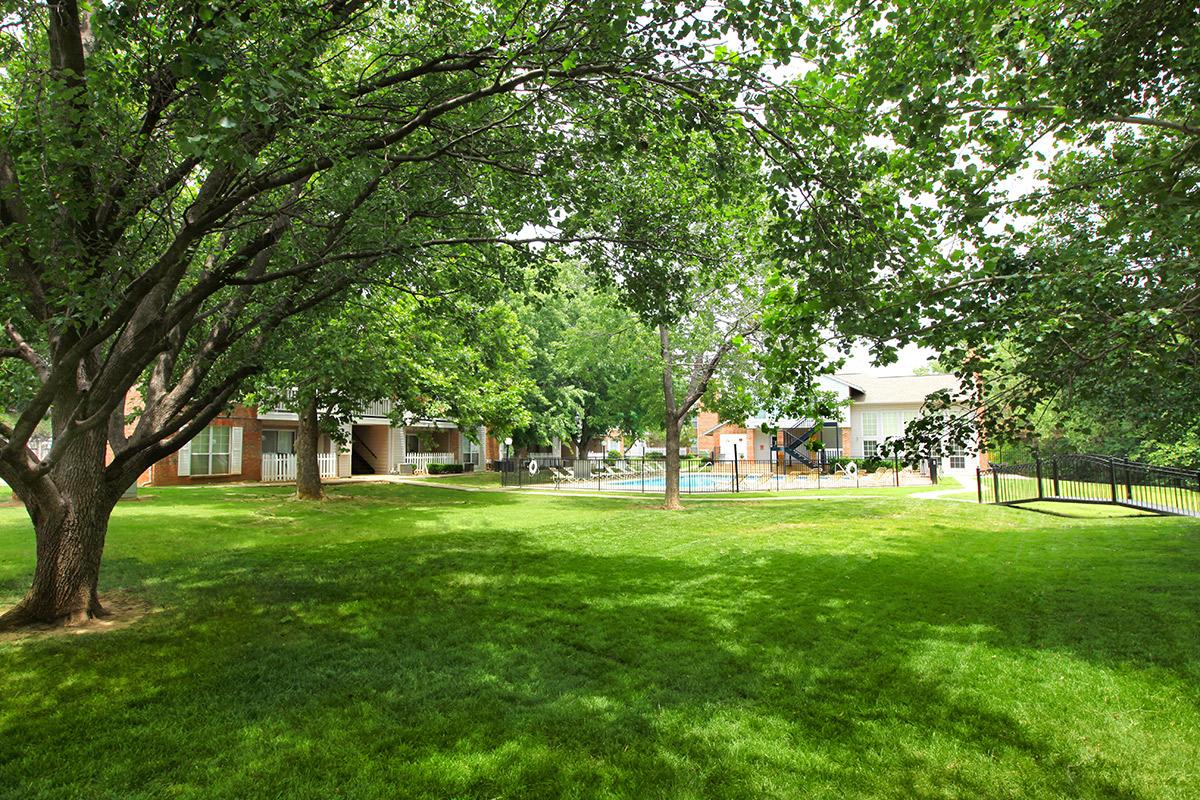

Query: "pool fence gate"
<box><xmin>498</xmin><ymin>455</ymin><xmax>940</xmax><ymax>493</ymax></box>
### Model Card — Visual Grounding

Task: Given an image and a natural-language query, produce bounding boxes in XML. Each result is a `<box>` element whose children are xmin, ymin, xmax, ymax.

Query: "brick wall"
<box><xmin>696</xmin><ymin>409</ymin><xmax>754</xmax><ymax>457</ymax></box>
<box><xmin>148</xmin><ymin>405</ymin><xmax>263</xmax><ymax>486</ymax></box>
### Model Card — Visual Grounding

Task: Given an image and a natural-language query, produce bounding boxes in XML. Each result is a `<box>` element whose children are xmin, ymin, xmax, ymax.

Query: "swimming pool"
<box><xmin>606</xmin><ymin>474</ymin><xmax>788</xmax><ymax>491</ymax></box>
<box><xmin>607</xmin><ymin>475</ymin><xmax>723</xmax><ymax>491</ymax></box>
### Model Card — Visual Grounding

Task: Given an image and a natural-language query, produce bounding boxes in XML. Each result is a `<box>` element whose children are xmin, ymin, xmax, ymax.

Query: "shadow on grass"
<box><xmin>0</xmin><ymin>486</ymin><xmax>1197</xmax><ymax>799</ymax></box>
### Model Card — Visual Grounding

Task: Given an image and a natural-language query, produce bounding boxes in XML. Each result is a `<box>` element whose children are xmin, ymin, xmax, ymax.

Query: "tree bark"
<box><xmin>295</xmin><ymin>394</ymin><xmax>323</xmax><ymax>500</ymax></box>
<box><xmin>659</xmin><ymin>325</ymin><xmax>683</xmax><ymax>510</ymax></box>
<box><xmin>663</xmin><ymin>411</ymin><xmax>683</xmax><ymax>510</ymax></box>
<box><xmin>0</xmin><ymin>427</ymin><xmax>117</xmax><ymax>628</ymax></box>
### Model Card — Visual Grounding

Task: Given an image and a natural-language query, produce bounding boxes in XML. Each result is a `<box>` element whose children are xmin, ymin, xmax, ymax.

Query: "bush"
<box><xmin>830</xmin><ymin>455</ymin><xmax>891</xmax><ymax>472</ymax></box>
<box><xmin>427</xmin><ymin>463</ymin><xmax>465</xmax><ymax>475</ymax></box>
<box><xmin>645</xmin><ymin>451</ymin><xmax>666</xmax><ymax>460</ymax></box>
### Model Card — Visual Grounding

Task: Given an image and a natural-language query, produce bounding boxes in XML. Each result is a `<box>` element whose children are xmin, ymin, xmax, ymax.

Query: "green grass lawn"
<box><xmin>404</xmin><ymin>470</ymin><xmax>503</xmax><ymax>488</ymax></box>
<box><xmin>2</xmin><ymin>485</ymin><xmax>1198</xmax><ymax>799</ymax></box>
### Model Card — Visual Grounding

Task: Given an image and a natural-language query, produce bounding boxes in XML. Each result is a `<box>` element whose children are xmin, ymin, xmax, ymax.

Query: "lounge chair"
<box><xmin>594</xmin><ymin>464</ymin><xmax>628</xmax><ymax>480</ymax></box>
<box><xmin>549</xmin><ymin>466</ymin><xmax>579</xmax><ymax>487</ymax></box>
<box><xmin>741</xmin><ymin>471</ymin><xmax>775</xmax><ymax>491</ymax></box>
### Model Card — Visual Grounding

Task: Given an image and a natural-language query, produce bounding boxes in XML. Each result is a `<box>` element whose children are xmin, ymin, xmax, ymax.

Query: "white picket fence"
<box><xmin>261</xmin><ymin>452</ymin><xmax>337</xmax><ymax>482</ymax></box>
<box><xmin>401</xmin><ymin>452</ymin><xmax>455</xmax><ymax>473</ymax></box>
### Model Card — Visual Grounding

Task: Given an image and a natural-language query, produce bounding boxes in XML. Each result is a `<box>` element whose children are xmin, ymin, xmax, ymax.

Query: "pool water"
<box><xmin>608</xmin><ymin>474</ymin><xmax>785</xmax><ymax>491</ymax></box>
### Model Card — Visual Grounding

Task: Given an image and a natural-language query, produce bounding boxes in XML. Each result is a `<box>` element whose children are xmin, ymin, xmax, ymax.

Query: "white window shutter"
<box><xmin>178</xmin><ymin>439</ymin><xmax>192</xmax><ymax>477</ymax></box>
<box><xmin>229</xmin><ymin>427</ymin><xmax>243</xmax><ymax>475</ymax></box>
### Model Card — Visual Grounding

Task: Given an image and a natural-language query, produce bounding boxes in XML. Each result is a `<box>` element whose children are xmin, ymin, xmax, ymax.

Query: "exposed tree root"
<box><xmin>0</xmin><ymin>592</ymin><xmax>147</xmax><ymax>639</ymax></box>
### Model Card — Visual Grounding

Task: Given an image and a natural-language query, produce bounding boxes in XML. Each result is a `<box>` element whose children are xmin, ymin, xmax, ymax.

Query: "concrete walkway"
<box><xmin>324</xmin><ymin>475</ymin><xmax>504</xmax><ymax>493</ymax></box>
<box><xmin>318</xmin><ymin>474</ymin><xmax>978</xmax><ymax>505</ymax></box>
<box><xmin>358</xmin><ymin>477</ymin><xmax>900</xmax><ymax>503</ymax></box>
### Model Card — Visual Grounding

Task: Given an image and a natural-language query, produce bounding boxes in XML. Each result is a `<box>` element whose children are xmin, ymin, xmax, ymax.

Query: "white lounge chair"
<box><xmin>593</xmin><ymin>464</ymin><xmax>625</xmax><ymax>480</ymax></box>
<box><xmin>549</xmin><ymin>466</ymin><xmax>579</xmax><ymax>486</ymax></box>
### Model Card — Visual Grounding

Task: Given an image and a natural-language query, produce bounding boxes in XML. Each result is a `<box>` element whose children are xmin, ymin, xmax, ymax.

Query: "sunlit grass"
<box><xmin>1</xmin><ymin>485</ymin><xmax>1198</xmax><ymax>799</ymax></box>
<box><xmin>402</xmin><ymin>471</ymin><xmax>502</xmax><ymax>488</ymax></box>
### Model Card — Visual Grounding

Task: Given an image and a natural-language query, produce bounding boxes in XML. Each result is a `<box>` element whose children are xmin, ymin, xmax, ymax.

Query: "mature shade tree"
<box><xmin>937</xmin><ymin>143</ymin><xmax>1199</xmax><ymax>465</ymax></box>
<box><xmin>249</xmin><ymin>293</ymin><xmax>532</xmax><ymax>498</ymax></box>
<box><xmin>0</xmin><ymin>0</ymin><xmax>845</xmax><ymax>627</ymax></box>
<box><xmin>566</xmin><ymin>127</ymin><xmax>802</xmax><ymax>509</ymax></box>
<box><xmin>507</xmin><ymin>265</ymin><xmax>660</xmax><ymax>458</ymax></box>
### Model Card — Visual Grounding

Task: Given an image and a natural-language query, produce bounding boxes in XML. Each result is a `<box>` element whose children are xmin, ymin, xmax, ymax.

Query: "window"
<box><xmin>949</xmin><ymin>445</ymin><xmax>966</xmax><ymax>469</ymax></box>
<box><xmin>405</xmin><ymin>434</ymin><xmax>420</xmax><ymax>453</ymax></box>
<box><xmin>861</xmin><ymin>412</ymin><xmax>879</xmax><ymax>438</ymax></box>
<box><xmin>860</xmin><ymin>410</ymin><xmax>922</xmax><ymax>458</ymax></box>
<box><xmin>190</xmin><ymin>425</ymin><xmax>231</xmax><ymax>475</ymax></box>
<box><xmin>262</xmin><ymin>429</ymin><xmax>295</xmax><ymax>455</ymax></box>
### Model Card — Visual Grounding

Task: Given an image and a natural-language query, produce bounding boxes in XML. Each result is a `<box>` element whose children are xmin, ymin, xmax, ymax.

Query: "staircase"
<box><xmin>772</xmin><ymin>422</ymin><xmax>823</xmax><ymax>468</ymax></box>
<box><xmin>350</xmin><ymin>432</ymin><xmax>377</xmax><ymax>475</ymax></box>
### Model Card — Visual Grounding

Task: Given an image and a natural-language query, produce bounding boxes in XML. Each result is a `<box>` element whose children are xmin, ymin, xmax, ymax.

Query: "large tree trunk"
<box><xmin>659</xmin><ymin>325</ymin><xmax>683</xmax><ymax>510</ymax></box>
<box><xmin>663</xmin><ymin>412</ymin><xmax>683</xmax><ymax>510</ymax></box>
<box><xmin>0</xmin><ymin>427</ymin><xmax>117</xmax><ymax>629</ymax></box>
<box><xmin>295</xmin><ymin>394</ymin><xmax>323</xmax><ymax>500</ymax></box>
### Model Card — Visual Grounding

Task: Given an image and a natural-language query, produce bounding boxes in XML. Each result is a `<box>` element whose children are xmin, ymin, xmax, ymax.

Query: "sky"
<box><xmin>836</xmin><ymin>342</ymin><xmax>942</xmax><ymax>376</ymax></box>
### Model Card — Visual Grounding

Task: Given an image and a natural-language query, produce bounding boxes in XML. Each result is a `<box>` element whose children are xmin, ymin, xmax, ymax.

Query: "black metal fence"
<box><xmin>978</xmin><ymin>455</ymin><xmax>1200</xmax><ymax>517</ymax></box>
<box><xmin>498</xmin><ymin>456</ymin><xmax>939</xmax><ymax>493</ymax></box>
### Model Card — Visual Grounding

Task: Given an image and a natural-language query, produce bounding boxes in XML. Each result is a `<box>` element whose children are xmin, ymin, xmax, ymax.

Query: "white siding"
<box><xmin>229</xmin><ymin>427</ymin><xmax>243</xmax><ymax>475</ymax></box>
<box><xmin>849</xmin><ymin>403</ymin><xmax>922</xmax><ymax>457</ymax></box>
<box><xmin>390</xmin><ymin>426</ymin><xmax>406</xmax><ymax>471</ymax></box>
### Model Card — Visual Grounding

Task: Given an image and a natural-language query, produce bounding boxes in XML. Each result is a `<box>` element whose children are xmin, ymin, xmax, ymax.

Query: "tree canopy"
<box><xmin>769</xmin><ymin>0</ymin><xmax>1200</xmax><ymax>465</ymax></box>
<box><xmin>2</xmin><ymin>0</ymin><xmax>886</xmax><ymax>626</ymax></box>
<box><xmin>506</xmin><ymin>264</ymin><xmax>660</xmax><ymax>457</ymax></box>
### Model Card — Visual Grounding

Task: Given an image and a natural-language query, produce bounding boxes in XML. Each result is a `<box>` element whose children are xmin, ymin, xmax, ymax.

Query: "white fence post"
<box><xmin>401</xmin><ymin>452</ymin><xmax>456</xmax><ymax>473</ymax></box>
<box><xmin>261</xmin><ymin>452</ymin><xmax>337</xmax><ymax>482</ymax></box>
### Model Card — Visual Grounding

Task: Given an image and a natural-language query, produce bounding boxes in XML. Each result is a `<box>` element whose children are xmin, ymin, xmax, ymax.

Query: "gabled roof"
<box><xmin>825</xmin><ymin>374</ymin><xmax>865</xmax><ymax>392</ymax></box>
<box><xmin>834</xmin><ymin>373</ymin><xmax>960</xmax><ymax>405</ymax></box>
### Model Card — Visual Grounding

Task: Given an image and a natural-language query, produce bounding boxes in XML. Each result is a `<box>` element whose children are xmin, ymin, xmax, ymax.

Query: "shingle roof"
<box><xmin>834</xmin><ymin>373</ymin><xmax>961</xmax><ymax>405</ymax></box>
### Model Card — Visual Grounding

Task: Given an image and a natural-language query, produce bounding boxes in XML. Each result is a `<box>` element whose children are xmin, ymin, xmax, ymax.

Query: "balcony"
<box><xmin>359</xmin><ymin>399</ymin><xmax>393</xmax><ymax>418</ymax></box>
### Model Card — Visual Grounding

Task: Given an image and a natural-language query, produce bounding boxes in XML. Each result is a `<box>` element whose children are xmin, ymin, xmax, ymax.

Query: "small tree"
<box><xmin>252</xmin><ymin>293</ymin><xmax>533</xmax><ymax>498</ymax></box>
<box><xmin>570</xmin><ymin>127</ymin><xmax>845</xmax><ymax>508</ymax></box>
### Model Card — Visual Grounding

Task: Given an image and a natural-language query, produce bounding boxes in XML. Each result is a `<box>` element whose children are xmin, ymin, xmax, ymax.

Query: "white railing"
<box><xmin>401</xmin><ymin>452</ymin><xmax>455</xmax><ymax>472</ymax></box>
<box><xmin>263</xmin><ymin>392</ymin><xmax>393</xmax><ymax>418</ymax></box>
<box><xmin>268</xmin><ymin>388</ymin><xmax>297</xmax><ymax>413</ymax></box>
<box><xmin>359</xmin><ymin>399</ymin><xmax>393</xmax><ymax>418</ymax></box>
<box><xmin>261</xmin><ymin>452</ymin><xmax>337</xmax><ymax>482</ymax></box>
